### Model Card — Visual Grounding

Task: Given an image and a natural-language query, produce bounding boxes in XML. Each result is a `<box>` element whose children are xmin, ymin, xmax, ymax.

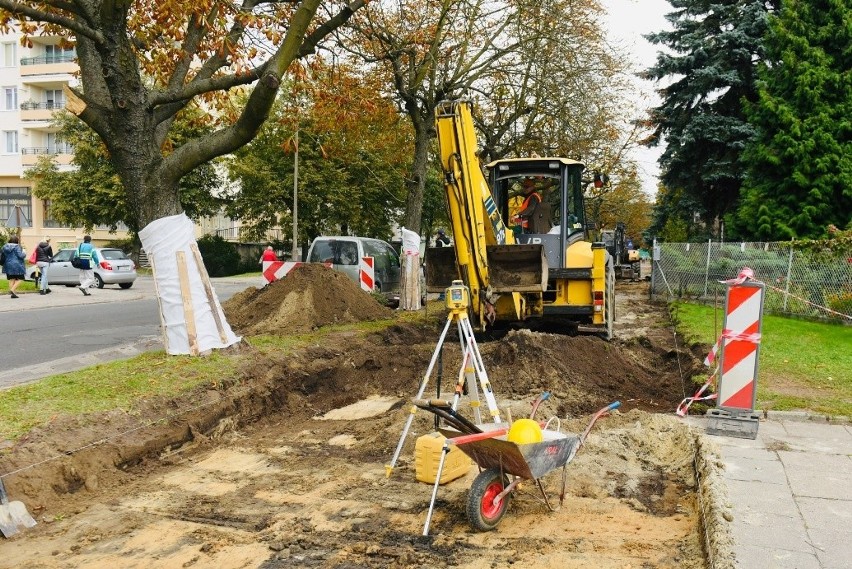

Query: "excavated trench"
<box><xmin>0</xmin><ymin>267</ymin><xmax>733</xmax><ymax>568</ymax></box>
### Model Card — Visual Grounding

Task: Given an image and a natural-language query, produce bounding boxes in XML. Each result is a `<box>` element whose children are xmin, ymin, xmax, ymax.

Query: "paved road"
<box><xmin>0</xmin><ymin>275</ymin><xmax>261</xmax><ymax>388</ymax></box>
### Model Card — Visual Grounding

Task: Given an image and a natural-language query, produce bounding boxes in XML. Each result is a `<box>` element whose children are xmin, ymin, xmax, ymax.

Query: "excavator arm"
<box><xmin>430</xmin><ymin>100</ymin><xmax>546</xmax><ymax>328</ymax></box>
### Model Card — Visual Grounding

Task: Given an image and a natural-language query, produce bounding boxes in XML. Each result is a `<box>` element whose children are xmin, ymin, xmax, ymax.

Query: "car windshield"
<box><xmin>99</xmin><ymin>249</ymin><xmax>128</xmax><ymax>260</ymax></box>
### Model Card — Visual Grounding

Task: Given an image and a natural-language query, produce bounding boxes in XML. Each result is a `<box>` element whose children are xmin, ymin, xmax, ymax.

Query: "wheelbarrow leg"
<box><xmin>535</xmin><ymin>478</ymin><xmax>558</xmax><ymax>512</ymax></box>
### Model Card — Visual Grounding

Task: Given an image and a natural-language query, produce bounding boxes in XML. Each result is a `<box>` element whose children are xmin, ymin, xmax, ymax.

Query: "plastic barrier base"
<box><xmin>706</xmin><ymin>408</ymin><xmax>760</xmax><ymax>440</ymax></box>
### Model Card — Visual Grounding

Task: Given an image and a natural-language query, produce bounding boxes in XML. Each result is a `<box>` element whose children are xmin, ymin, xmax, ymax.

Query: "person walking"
<box><xmin>74</xmin><ymin>235</ymin><xmax>99</xmax><ymax>296</ymax></box>
<box><xmin>1</xmin><ymin>235</ymin><xmax>27</xmax><ymax>299</ymax></box>
<box><xmin>35</xmin><ymin>237</ymin><xmax>53</xmax><ymax>295</ymax></box>
<box><xmin>259</xmin><ymin>245</ymin><xmax>278</xmax><ymax>263</ymax></box>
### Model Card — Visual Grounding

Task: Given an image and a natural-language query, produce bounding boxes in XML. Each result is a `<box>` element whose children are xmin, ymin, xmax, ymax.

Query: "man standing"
<box><xmin>74</xmin><ymin>235</ymin><xmax>99</xmax><ymax>296</ymax></box>
<box><xmin>434</xmin><ymin>229</ymin><xmax>450</xmax><ymax>248</ymax></box>
<box><xmin>35</xmin><ymin>237</ymin><xmax>53</xmax><ymax>295</ymax></box>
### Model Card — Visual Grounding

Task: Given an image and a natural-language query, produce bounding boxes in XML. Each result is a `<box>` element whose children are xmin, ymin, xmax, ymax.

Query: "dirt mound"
<box><xmin>222</xmin><ymin>264</ymin><xmax>395</xmax><ymax>335</ymax></box>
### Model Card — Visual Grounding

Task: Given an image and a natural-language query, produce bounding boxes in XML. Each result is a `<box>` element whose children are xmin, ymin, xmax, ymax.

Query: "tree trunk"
<box><xmin>402</xmin><ymin>114</ymin><xmax>435</xmax><ymax>236</ymax></box>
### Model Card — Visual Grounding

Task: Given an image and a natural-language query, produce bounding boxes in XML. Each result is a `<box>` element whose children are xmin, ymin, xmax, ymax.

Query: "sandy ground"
<box><xmin>0</xmin><ymin>268</ymin><xmax>730</xmax><ymax>568</ymax></box>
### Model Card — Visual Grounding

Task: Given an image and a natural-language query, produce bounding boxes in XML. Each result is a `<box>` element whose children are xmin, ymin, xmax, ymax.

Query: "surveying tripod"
<box><xmin>385</xmin><ymin>281</ymin><xmax>503</xmax><ymax>477</ymax></box>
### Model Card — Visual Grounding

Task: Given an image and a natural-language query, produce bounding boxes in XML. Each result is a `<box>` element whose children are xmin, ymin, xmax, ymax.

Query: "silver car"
<box><xmin>26</xmin><ymin>247</ymin><xmax>138</xmax><ymax>289</ymax></box>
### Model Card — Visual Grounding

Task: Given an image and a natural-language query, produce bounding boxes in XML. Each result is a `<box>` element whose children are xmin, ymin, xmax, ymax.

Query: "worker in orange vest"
<box><xmin>512</xmin><ymin>179</ymin><xmax>542</xmax><ymax>233</ymax></box>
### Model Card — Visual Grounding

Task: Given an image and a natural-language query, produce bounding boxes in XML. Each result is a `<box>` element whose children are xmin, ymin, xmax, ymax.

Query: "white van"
<box><xmin>305</xmin><ymin>236</ymin><xmax>401</xmax><ymax>296</ymax></box>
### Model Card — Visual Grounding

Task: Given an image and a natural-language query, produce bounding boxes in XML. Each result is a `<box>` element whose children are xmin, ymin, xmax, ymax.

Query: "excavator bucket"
<box><xmin>486</xmin><ymin>244</ymin><xmax>548</xmax><ymax>292</ymax></box>
<box><xmin>425</xmin><ymin>246</ymin><xmax>459</xmax><ymax>292</ymax></box>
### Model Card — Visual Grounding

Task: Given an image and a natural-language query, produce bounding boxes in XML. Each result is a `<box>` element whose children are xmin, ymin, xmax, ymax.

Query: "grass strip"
<box><xmin>673</xmin><ymin>302</ymin><xmax>851</xmax><ymax>417</ymax></box>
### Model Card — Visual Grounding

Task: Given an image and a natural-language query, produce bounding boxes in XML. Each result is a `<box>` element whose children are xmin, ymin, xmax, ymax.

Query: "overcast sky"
<box><xmin>600</xmin><ymin>0</ymin><xmax>672</xmax><ymax>197</ymax></box>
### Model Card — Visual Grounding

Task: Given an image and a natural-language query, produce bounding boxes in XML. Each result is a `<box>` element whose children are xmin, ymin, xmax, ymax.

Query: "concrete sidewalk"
<box><xmin>689</xmin><ymin>414</ymin><xmax>851</xmax><ymax>569</ymax></box>
<box><xmin>0</xmin><ymin>282</ymin><xmax>146</xmax><ymax>312</ymax></box>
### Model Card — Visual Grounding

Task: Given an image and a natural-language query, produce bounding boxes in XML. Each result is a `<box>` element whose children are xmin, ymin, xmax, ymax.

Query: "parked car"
<box><xmin>26</xmin><ymin>247</ymin><xmax>137</xmax><ymax>289</ymax></box>
<box><xmin>305</xmin><ymin>236</ymin><xmax>401</xmax><ymax>297</ymax></box>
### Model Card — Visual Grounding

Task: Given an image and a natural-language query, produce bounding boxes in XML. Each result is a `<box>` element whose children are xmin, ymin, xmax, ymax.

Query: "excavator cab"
<box><xmin>487</xmin><ymin>158</ymin><xmax>589</xmax><ymax>272</ymax></box>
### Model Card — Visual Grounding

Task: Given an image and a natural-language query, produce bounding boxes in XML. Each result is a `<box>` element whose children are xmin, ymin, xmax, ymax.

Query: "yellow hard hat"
<box><xmin>507</xmin><ymin>418</ymin><xmax>543</xmax><ymax>445</ymax></box>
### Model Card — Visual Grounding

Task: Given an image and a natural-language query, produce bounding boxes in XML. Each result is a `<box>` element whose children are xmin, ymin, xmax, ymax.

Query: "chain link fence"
<box><xmin>650</xmin><ymin>241</ymin><xmax>852</xmax><ymax>323</ymax></box>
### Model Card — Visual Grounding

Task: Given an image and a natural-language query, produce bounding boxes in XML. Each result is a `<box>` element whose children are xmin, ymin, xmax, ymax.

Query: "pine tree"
<box><xmin>644</xmin><ymin>0</ymin><xmax>776</xmax><ymax>238</ymax></box>
<box><xmin>736</xmin><ymin>0</ymin><xmax>852</xmax><ymax>239</ymax></box>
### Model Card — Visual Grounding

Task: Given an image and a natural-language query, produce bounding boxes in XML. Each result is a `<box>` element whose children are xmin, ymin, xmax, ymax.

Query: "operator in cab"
<box><xmin>511</xmin><ymin>178</ymin><xmax>551</xmax><ymax>234</ymax></box>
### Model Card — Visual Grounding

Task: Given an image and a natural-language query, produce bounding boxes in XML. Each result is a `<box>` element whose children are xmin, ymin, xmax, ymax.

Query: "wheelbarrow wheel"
<box><xmin>467</xmin><ymin>467</ymin><xmax>511</xmax><ymax>531</ymax></box>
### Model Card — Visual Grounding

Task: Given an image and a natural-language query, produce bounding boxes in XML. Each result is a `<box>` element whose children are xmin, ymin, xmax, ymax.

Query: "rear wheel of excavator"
<box><xmin>605</xmin><ymin>260</ymin><xmax>615</xmax><ymax>340</ymax></box>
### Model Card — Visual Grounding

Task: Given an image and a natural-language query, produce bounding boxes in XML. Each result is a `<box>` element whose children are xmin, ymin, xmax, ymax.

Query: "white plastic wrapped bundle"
<box><xmin>139</xmin><ymin>213</ymin><xmax>241</xmax><ymax>355</ymax></box>
<box><xmin>399</xmin><ymin>226</ymin><xmax>421</xmax><ymax>311</ymax></box>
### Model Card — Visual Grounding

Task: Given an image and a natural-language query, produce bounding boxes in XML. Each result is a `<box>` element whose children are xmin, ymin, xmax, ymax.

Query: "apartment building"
<box><xmin>0</xmin><ymin>31</ymin><xmax>129</xmax><ymax>254</ymax></box>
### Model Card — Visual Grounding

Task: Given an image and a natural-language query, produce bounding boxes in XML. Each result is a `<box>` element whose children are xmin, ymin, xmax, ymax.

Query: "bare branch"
<box><xmin>0</xmin><ymin>0</ymin><xmax>103</xmax><ymax>43</ymax></box>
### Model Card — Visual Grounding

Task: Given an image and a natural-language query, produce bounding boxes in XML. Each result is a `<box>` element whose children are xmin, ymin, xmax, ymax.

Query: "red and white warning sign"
<box><xmin>716</xmin><ymin>277</ymin><xmax>765</xmax><ymax>411</ymax></box>
<box><xmin>263</xmin><ymin>261</ymin><xmax>301</xmax><ymax>283</ymax></box>
<box><xmin>359</xmin><ymin>256</ymin><xmax>375</xmax><ymax>292</ymax></box>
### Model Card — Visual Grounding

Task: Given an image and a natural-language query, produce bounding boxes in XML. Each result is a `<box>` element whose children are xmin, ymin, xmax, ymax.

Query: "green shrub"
<box><xmin>197</xmin><ymin>235</ymin><xmax>241</xmax><ymax>277</ymax></box>
<box><xmin>826</xmin><ymin>291</ymin><xmax>852</xmax><ymax>317</ymax></box>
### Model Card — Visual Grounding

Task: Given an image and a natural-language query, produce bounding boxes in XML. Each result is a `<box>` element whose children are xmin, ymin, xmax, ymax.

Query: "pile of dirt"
<box><xmin>222</xmin><ymin>264</ymin><xmax>395</xmax><ymax>335</ymax></box>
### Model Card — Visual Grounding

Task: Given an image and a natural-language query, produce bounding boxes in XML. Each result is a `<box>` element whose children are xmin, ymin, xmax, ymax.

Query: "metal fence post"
<box><xmin>650</xmin><ymin>238</ymin><xmax>657</xmax><ymax>299</ymax></box>
<box><xmin>703</xmin><ymin>239</ymin><xmax>712</xmax><ymax>299</ymax></box>
<box><xmin>783</xmin><ymin>239</ymin><xmax>794</xmax><ymax>311</ymax></box>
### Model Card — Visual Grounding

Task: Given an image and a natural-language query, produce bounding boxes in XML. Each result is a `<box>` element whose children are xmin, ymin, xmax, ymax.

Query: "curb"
<box><xmin>759</xmin><ymin>409</ymin><xmax>851</xmax><ymax>425</ymax></box>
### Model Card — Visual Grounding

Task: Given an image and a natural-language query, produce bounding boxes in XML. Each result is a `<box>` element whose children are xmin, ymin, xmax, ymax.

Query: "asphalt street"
<box><xmin>0</xmin><ymin>275</ymin><xmax>260</xmax><ymax>388</ymax></box>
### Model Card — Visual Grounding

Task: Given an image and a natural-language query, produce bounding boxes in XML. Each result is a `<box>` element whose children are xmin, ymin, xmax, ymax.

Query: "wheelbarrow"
<box><xmin>419</xmin><ymin>400</ymin><xmax>620</xmax><ymax>534</ymax></box>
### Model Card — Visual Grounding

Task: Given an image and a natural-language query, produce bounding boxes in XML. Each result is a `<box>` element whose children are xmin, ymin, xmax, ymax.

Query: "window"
<box><xmin>45</xmin><ymin>89</ymin><xmax>64</xmax><ymax>109</ymax></box>
<box><xmin>1</xmin><ymin>43</ymin><xmax>15</xmax><ymax>67</ymax></box>
<box><xmin>42</xmin><ymin>199</ymin><xmax>68</xmax><ymax>228</ymax></box>
<box><xmin>3</xmin><ymin>87</ymin><xmax>17</xmax><ymax>111</ymax></box>
<box><xmin>44</xmin><ymin>45</ymin><xmax>74</xmax><ymax>63</ymax></box>
<box><xmin>3</xmin><ymin>130</ymin><xmax>18</xmax><ymax>153</ymax></box>
<box><xmin>308</xmin><ymin>239</ymin><xmax>358</xmax><ymax>265</ymax></box>
<box><xmin>0</xmin><ymin>187</ymin><xmax>32</xmax><ymax>227</ymax></box>
<box><xmin>47</xmin><ymin>133</ymin><xmax>72</xmax><ymax>154</ymax></box>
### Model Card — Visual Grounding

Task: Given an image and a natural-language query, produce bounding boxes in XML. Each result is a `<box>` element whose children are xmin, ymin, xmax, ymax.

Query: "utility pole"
<box><xmin>292</xmin><ymin>126</ymin><xmax>299</xmax><ymax>261</ymax></box>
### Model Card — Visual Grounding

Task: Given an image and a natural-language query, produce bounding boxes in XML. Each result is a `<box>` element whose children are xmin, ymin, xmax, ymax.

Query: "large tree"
<box><xmin>226</xmin><ymin>60</ymin><xmax>412</xmax><ymax>248</ymax></box>
<box><xmin>0</xmin><ymin>0</ymin><xmax>366</xmax><ymax>232</ymax></box>
<box><xmin>735</xmin><ymin>0</ymin><xmax>852</xmax><ymax>239</ymax></box>
<box><xmin>27</xmin><ymin>109</ymin><xmax>224</xmax><ymax>234</ymax></box>
<box><xmin>643</xmin><ymin>0</ymin><xmax>776</xmax><ymax>237</ymax></box>
<box><xmin>344</xmin><ymin>0</ymin><xmax>524</xmax><ymax>235</ymax></box>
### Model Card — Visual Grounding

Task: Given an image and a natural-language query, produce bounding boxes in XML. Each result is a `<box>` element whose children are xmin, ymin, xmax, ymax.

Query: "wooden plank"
<box><xmin>190</xmin><ymin>243</ymin><xmax>227</xmax><ymax>343</ymax></box>
<box><xmin>148</xmin><ymin>254</ymin><xmax>170</xmax><ymax>353</ymax></box>
<box><xmin>176</xmin><ymin>251</ymin><xmax>198</xmax><ymax>356</ymax></box>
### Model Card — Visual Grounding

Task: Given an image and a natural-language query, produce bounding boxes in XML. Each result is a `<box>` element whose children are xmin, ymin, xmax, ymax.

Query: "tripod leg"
<box><xmin>459</xmin><ymin>316</ymin><xmax>502</xmax><ymax>423</ymax></box>
<box><xmin>386</xmin><ymin>316</ymin><xmax>454</xmax><ymax>477</ymax></box>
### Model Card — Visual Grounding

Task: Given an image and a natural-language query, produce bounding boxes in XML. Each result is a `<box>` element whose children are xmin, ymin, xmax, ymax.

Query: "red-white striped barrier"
<box><xmin>716</xmin><ymin>277</ymin><xmax>765</xmax><ymax>411</ymax></box>
<box><xmin>676</xmin><ymin>267</ymin><xmax>765</xmax><ymax>418</ymax></box>
<box><xmin>262</xmin><ymin>259</ymin><xmax>375</xmax><ymax>292</ymax></box>
<box><xmin>360</xmin><ymin>256</ymin><xmax>375</xmax><ymax>292</ymax></box>
<box><xmin>262</xmin><ymin>261</ymin><xmax>310</xmax><ymax>283</ymax></box>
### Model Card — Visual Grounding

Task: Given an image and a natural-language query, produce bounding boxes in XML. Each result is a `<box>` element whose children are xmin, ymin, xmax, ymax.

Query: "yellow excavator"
<box><xmin>426</xmin><ymin>100</ymin><xmax>615</xmax><ymax>339</ymax></box>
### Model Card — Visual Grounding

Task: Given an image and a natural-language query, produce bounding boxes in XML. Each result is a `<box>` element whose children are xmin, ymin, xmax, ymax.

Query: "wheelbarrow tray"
<box><xmin>453</xmin><ymin>429</ymin><xmax>580</xmax><ymax>480</ymax></box>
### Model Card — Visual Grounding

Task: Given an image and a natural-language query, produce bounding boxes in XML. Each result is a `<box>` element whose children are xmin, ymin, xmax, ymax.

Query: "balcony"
<box><xmin>20</xmin><ymin>100</ymin><xmax>65</xmax><ymax>122</ymax></box>
<box><xmin>19</xmin><ymin>54</ymin><xmax>76</xmax><ymax>77</ymax></box>
<box><xmin>21</xmin><ymin>147</ymin><xmax>72</xmax><ymax>166</ymax></box>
